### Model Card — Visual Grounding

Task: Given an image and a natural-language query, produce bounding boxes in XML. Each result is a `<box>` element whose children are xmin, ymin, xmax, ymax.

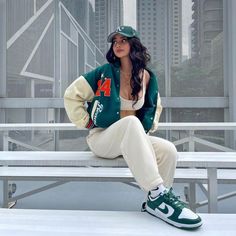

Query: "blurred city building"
<box><xmin>137</xmin><ymin>0</ymin><xmax>182</xmax><ymax>69</ymax></box>
<box><xmin>191</xmin><ymin>0</ymin><xmax>223</xmax><ymax>68</ymax></box>
<box><xmin>95</xmin><ymin>0</ymin><xmax>123</xmax><ymax>54</ymax></box>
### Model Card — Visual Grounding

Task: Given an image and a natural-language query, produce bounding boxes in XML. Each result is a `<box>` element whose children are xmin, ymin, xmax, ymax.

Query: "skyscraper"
<box><xmin>171</xmin><ymin>0</ymin><xmax>182</xmax><ymax>66</ymax></box>
<box><xmin>137</xmin><ymin>0</ymin><xmax>182</xmax><ymax>68</ymax></box>
<box><xmin>191</xmin><ymin>0</ymin><xmax>223</xmax><ymax>68</ymax></box>
<box><xmin>95</xmin><ymin>0</ymin><xmax>123</xmax><ymax>55</ymax></box>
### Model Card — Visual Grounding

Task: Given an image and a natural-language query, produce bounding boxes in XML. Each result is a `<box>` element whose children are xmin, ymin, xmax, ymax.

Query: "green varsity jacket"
<box><xmin>64</xmin><ymin>63</ymin><xmax>162</xmax><ymax>133</ymax></box>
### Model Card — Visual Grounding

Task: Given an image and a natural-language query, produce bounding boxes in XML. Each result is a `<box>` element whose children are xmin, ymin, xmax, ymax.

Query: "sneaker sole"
<box><xmin>145</xmin><ymin>205</ymin><xmax>202</xmax><ymax>229</ymax></box>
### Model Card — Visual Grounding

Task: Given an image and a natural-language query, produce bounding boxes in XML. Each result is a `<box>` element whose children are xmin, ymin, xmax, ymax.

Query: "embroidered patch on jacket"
<box><xmin>91</xmin><ymin>100</ymin><xmax>104</xmax><ymax>125</ymax></box>
<box><xmin>95</xmin><ymin>78</ymin><xmax>111</xmax><ymax>97</ymax></box>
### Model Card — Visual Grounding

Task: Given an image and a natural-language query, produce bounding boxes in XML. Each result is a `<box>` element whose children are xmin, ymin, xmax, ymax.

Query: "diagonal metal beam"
<box><xmin>9</xmin><ymin>181</ymin><xmax>69</xmax><ymax>203</ymax></box>
<box><xmin>7</xmin><ymin>0</ymin><xmax>54</xmax><ymax>49</ymax></box>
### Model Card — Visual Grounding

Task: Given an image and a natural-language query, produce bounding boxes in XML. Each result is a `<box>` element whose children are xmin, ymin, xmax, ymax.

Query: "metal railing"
<box><xmin>0</xmin><ymin>123</ymin><xmax>236</xmax><ymax>152</ymax></box>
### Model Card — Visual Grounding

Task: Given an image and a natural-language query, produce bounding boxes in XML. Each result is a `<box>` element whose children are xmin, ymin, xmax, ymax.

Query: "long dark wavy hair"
<box><xmin>106</xmin><ymin>37</ymin><xmax>151</xmax><ymax>104</ymax></box>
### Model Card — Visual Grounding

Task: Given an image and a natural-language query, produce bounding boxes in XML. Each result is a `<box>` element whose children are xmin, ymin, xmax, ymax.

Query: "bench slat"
<box><xmin>0</xmin><ymin>151</ymin><xmax>126</xmax><ymax>167</ymax></box>
<box><xmin>0</xmin><ymin>167</ymin><xmax>236</xmax><ymax>183</ymax></box>
<box><xmin>0</xmin><ymin>151</ymin><xmax>236</xmax><ymax>168</ymax></box>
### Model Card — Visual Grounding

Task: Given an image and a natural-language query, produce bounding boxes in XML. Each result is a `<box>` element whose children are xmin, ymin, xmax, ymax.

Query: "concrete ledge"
<box><xmin>0</xmin><ymin>209</ymin><xmax>235</xmax><ymax>235</ymax></box>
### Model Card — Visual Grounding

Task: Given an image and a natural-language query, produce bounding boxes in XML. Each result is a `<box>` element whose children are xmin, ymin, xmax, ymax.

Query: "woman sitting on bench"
<box><xmin>64</xmin><ymin>25</ymin><xmax>202</xmax><ymax>229</ymax></box>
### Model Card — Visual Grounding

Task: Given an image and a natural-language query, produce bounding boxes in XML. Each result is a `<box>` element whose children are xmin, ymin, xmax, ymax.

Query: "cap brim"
<box><xmin>107</xmin><ymin>32</ymin><xmax>117</xmax><ymax>42</ymax></box>
<box><xmin>107</xmin><ymin>32</ymin><xmax>132</xmax><ymax>43</ymax></box>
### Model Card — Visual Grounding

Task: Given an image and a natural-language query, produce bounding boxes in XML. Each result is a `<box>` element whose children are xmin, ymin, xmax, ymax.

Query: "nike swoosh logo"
<box><xmin>156</xmin><ymin>205</ymin><xmax>169</xmax><ymax>214</ymax></box>
<box><xmin>155</xmin><ymin>202</ymin><xmax>175</xmax><ymax>218</ymax></box>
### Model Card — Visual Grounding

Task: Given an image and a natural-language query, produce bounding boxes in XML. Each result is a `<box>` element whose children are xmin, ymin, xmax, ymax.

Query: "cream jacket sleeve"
<box><xmin>64</xmin><ymin>76</ymin><xmax>95</xmax><ymax>128</ymax></box>
<box><xmin>149</xmin><ymin>92</ymin><xmax>162</xmax><ymax>133</ymax></box>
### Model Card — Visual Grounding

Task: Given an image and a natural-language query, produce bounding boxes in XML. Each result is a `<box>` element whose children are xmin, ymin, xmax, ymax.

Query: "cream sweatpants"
<box><xmin>86</xmin><ymin>116</ymin><xmax>178</xmax><ymax>192</ymax></box>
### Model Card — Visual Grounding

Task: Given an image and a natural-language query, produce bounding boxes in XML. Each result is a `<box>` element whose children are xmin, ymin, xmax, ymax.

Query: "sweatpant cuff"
<box><xmin>143</xmin><ymin>177</ymin><xmax>164</xmax><ymax>192</ymax></box>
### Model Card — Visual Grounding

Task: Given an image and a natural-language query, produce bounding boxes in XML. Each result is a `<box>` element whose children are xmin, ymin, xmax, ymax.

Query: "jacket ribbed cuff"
<box><xmin>86</xmin><ymin>118</ymin><xmax>95</xmax><ymax>129</ymax></box>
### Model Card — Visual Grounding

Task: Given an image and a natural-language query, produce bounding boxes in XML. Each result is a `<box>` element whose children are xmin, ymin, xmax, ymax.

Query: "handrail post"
<box><xmin>2</xmin><ymin>178</ymin><xmax>9</xmax><ymax>208</ymax></box>
<box><xmin>207</xmin><ymin>168</ymin><xmax>218</xmax><ymax>213</ymax></box>
<box><xmin>189</xmin><ymin>130</ymin><xmax>195</xmax><ymax>151</ymax></box>
<box><xmin>3</xmin><ymin>130</ymin><xmax>8</xmax><ymax>151</ymax></box>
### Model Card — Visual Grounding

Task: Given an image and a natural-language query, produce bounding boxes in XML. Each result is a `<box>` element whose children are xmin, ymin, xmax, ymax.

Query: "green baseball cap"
<box><xmin>107</xmin><ymin>25</ymin><xmax>139</xmax><ymax>42</ymax></box>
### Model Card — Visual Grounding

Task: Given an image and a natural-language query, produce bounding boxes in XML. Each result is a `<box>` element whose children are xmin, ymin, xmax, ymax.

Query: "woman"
<box><xmin>64</xmin><ymin>25</ymin><xmax>202</xmax><ymax>229</ymax></box>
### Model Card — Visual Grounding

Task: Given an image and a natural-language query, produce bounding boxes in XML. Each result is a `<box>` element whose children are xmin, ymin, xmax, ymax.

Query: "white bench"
<box><xmin>0</xmin><ymin>208</ymin><xmax>236</xmax><ymax>235</ymax></box>
<box><xmin>0</xmin><ymin>151</ymin><xmax>236</xmax><ymax>213</ymax></box>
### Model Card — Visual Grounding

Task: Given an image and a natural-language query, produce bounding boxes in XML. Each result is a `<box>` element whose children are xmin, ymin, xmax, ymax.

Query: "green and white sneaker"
<box><xmin>142</xmin><ymin>188</ymin><xmax>202</xmax><ymax>229</ymax></box>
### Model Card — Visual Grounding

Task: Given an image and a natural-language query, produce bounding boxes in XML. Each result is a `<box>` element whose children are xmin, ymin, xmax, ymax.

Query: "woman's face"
<box><xmin>112</xmin><ymin>34</ymin><xmax>131</xmax><ymax>59</ymax></box>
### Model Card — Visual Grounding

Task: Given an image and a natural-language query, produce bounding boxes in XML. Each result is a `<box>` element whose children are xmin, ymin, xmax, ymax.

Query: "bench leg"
<box><xmin>184</xmin><ymin>183</ymin><xmax>197</xmax><ymax>212</ymax></box>
<box><xmin>2</xmin><ymin>179</ymin><xmax>9</xmax><ymax>208</ymax></box>
<box><xmin>207</xmin><ymin>168</ymin><xmax>218</xmax><ymax>213</ymax></box>
<box><xmin>189</xmin><ymin>183</ymin><xmax>196</xmax><ymax>212</ymax></box>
